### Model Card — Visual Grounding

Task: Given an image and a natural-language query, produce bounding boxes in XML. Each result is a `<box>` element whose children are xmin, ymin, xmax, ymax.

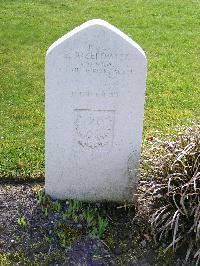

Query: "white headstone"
<box><xmin>45</xmin><ymin>19</ymin><xmax>147</xmax><ymax>202</ymax></box>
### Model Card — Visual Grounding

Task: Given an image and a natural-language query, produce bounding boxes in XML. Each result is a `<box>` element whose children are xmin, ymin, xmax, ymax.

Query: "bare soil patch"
<box><xmin>0</xmin><ymin>183</ymin><xmax>190</xmax><ymax>265</ymax></box>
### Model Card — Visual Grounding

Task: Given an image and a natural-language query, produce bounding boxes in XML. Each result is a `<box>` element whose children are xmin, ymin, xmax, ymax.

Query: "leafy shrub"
<box><xmin>139</xmin><ymin>123</ymin><xmax>200</xmax><ymax>264</ymax></box>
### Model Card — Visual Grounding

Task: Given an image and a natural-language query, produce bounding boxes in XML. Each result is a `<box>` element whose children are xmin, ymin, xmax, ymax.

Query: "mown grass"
<box><xmin>0</xmin><ymin>0</ymin><xmax>199</xmax><ymax>179</ymax></box>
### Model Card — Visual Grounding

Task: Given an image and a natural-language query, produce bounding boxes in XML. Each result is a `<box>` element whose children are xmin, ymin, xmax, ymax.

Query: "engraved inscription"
<box><xmin>71</xmin><ymin>91</ymin><xmax>118</xmax><ymax>98</ymax></box>
<box><xmin>65</xmin><ymin>44</ymin><xmax>134</xmax><ymax>77</ymax></box>
<box><xmin>74</xmin><ymin>110</ymin><xmax>115</xmax><ymax>151</ymax></box>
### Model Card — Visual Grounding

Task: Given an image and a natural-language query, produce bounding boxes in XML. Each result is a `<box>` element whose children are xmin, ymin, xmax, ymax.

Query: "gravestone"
<box><xmin>45</xmin><ymin>19</ymin><xmax>147</xmax><ymax>202</ymax></box>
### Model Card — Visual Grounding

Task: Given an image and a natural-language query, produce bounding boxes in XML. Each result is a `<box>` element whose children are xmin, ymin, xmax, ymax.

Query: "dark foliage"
<box><xmin>139</xmin><ymin>123</ymin><xmax>200</xmax><ymax>264</ymax></box>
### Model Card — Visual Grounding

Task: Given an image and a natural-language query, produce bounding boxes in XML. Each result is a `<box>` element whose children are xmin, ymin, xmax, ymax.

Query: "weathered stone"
<box><xmin>45</xmin><ymin>19</ymin><xmax>147</xmax><ymax>202</ymax></box>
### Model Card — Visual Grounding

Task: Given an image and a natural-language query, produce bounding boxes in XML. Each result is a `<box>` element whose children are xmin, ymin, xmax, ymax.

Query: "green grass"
<box><xmin>0</xmin><ymin>0</ymin><xmax>199</xmax><ymax>179</ymax></box>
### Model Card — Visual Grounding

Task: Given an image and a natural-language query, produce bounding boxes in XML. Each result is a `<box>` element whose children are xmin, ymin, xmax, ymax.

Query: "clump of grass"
<box><xmin>139</xmin><ymin>123</ymin><xmax>200</xmax><ymax>264</ymax></box>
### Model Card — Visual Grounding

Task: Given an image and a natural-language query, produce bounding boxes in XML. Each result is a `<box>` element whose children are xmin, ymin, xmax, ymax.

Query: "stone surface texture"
<box><xmin>45</xmin><ymin>19</ymin><xmax>147</xmax><ymax>202</ymax></box>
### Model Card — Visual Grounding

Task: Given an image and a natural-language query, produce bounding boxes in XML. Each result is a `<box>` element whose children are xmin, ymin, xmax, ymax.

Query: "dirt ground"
<box><xmin>0</xmin><ymin>183</ymin><xmax>193</xmax><ymax>265</ymax></box>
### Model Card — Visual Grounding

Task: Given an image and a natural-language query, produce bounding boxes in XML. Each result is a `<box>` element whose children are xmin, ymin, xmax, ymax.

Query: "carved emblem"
<box><xmin>74</xmin><ymin>109</ymin><xmax>115</xmax><ymax>150</ymax></box>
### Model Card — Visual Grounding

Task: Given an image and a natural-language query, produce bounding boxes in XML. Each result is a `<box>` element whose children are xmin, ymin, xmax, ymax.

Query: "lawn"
<box><xmin>0</xmin><ymin>0</ymin><xmax>200</xmax><ymax>179</ymax></box>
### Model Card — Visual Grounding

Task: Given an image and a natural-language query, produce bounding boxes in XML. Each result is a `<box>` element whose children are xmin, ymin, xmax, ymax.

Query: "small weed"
<box><xmin>42</xmin><ymin>207</ymin><xmax>48</xmax><ymax>217</ymax></box>
<box><xmin>52</xmin><ymin>201</ymin><xmax>61</xmax><ymax>213</ymax></box>
<box><xmin>62</xmin><ymin>210</ymin><xmax>70</xmax><ymax>220</ymax></box>
<box><xmin>71</xmin><ymin>213</ymin><xmax>78</xmax><ymax>223</ymax></box>
<box><xmin>88</xmin><ymin>215</ymin><xmax>108</xmax><ymax>239</ymax></box>
<box><xmin>63</xmin><ymin>199</ymin><xmax>82</xmax><ymax>220</ymax></box>
<box><xmin>97</xmin><ymin>215</ymin><xmax>108</xmax><ymax>237</ymax></box>
<box><xmin>36</xmin><ymin>190</ymin><xmax>46</xmax><ymax>205</ymax></box>
<box><xmin>57</xmin><ymin>231</ymin><xmax>68</xmax><ymax>248</ymax></box>
<box><xmin>72</xmin><ymin>200</ymin><xmax>82</xmax><ymax>212</ymax></box>
<box><xmin>88</xmin><ymin>227</ymin><xmax>100</xmax><ymax>239</ymax></box>
<box><xmin>82</xmin><ymin>208</ymin><xmax>108</xmax><ymax>239</ymax></box>
<box><xmin>62</xmin><ymin>201</ymin><xmax>73</xmax><ymax>220</ymax></box>
<box><xmin>83</xmin><ymin>208</ymin><xmax>95</xmax><ymax>228</ymax></box>
<box><xmin>17</xmin><ymin>216</ymin><xmax>26</xmax><ymax>228</ymax></box>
